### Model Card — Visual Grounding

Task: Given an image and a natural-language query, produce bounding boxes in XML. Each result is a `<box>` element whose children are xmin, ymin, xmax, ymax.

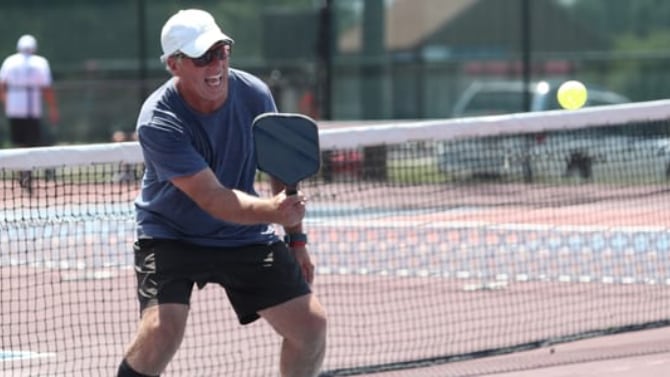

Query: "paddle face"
<box><xmin>253</xmin><ymin>113</ymin><xmax>320</xmax><ymax>195</ymax></box>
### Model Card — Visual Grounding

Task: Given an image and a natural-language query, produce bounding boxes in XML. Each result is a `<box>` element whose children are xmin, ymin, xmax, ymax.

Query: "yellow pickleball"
<box><xmin>557</xmin><ymin>80</ymin><xmax>588</xmax><ymax>110</ymax></box>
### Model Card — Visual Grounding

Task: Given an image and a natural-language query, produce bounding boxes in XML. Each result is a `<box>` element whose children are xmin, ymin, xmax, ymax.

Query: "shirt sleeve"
<box><xmin>40</xmin><ymin>58</ymin><xmax>53</xmax><ymax>87</ymax></box>
<box><xmin>138</xmin><ymin>115</ymin><xmax>209</xmax><ymax>182</ymax></box>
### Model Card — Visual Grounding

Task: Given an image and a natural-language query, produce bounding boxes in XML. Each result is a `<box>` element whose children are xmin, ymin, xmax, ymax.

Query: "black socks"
<box><xmin>117</xmin><ymin>359</ymin><xmax>159</xmax><ymax>377</ymax></box>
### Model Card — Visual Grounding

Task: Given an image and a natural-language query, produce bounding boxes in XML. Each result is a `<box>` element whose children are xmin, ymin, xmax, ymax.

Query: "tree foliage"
<box><xmin>556</xmin><ymin>0</ymin><xmax>670</xmax><ymax>100</ymax></box>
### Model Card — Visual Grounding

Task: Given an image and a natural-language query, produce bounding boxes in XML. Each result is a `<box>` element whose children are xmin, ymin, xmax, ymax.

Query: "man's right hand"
<box><xmin>273</xmin><ymin>190</ymin><xmax>306</xmax><ymax>228</ymax></box>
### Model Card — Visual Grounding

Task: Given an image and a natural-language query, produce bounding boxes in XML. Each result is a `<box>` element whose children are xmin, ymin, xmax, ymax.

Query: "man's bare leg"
<box><xmin>260</xmin><ymin>294</ymin><xmax>327</xmax><ymax>377</ymax></box>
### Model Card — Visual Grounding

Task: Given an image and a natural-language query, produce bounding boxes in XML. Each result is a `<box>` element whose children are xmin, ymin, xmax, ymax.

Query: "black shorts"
<box><xmin>9</xmin><ymin>118</ymin><xmax>41</xmax><ymax>147</ymax></box>
<box><xmin>133</xmin><ymin>239</ymin><xmax>311</xmax><ymax>325</ymax></box>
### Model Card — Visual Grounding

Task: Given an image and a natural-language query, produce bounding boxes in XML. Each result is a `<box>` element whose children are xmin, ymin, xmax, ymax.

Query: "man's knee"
<box><xmin>123</xmin><ymin>305</ymin><xmax>189</xmax><ymax>374</ymax></box>
<box><xmin>309</xmin><ymin>309</ymin><xmax>327</xmax><ymax>342</ymax></box>
<box><xmin>137</xmin><ymin>306</ymin><xmax>188</xmax><ymax>352</ymax></box>
<box><xmin>268</xmin><ymin>296</ymin><xmax>326</xmax><ymax>337</ymax></box>
<box><xmin>309</xmin><ymin>311</ymin><xmax>327</xmax><ymax>361</ymax></box>
<box><xmin>294</xmin><ymin>300</ymin><xmax>328</xmax><ymax>352</ymax></box>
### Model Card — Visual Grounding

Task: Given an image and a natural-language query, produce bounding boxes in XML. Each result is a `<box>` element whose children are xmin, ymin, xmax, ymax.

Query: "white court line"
<box><xmin>316</xmin><ymin>266</ymin><xmax>670</xmax><ymax>287</ymax></box>
<box><xmin>0</xmin><ymin>349</ymin><xmax>56</xmax><ymax>361</ymax></box>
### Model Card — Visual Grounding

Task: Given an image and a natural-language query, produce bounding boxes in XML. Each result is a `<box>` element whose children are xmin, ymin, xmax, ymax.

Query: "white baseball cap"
<box><xmin>17</xmin><ymin>34</ymin><xmax>37</xmax><ymax>53</ymax></box>
<box><xmin>160</xmin><ymin>9</ymin><xmax>234</xmax><ymax>62</ymax></box>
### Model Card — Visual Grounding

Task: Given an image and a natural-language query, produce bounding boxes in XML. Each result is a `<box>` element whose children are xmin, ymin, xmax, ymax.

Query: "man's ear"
<box><xmin>166</xmin><ymin>56</ymin><xmax>180</xmax><ymax>73</ymax></box>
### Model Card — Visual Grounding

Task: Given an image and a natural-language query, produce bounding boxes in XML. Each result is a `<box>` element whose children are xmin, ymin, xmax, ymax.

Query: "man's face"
<box><xmin>170</xmin><ymin>42</ymin><xmax>232</xmax><ymax>112</ymax></box>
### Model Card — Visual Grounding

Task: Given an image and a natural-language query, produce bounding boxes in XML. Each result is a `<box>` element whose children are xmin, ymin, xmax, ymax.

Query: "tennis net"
<box><xmin>2</xmin><ymin>100</ymin><xmax>670</xmax><ymax>376</ymax></box>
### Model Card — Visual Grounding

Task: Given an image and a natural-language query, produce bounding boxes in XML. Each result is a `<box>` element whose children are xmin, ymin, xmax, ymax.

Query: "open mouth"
<box><xmin>205</xmin><ymin>74</ymin><xmax>222</xmax><ymax>87</ymax></box>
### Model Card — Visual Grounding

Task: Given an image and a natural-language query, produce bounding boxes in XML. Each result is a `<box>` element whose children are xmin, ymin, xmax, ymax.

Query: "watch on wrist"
<box><xmin>284</xmin><ymin>233</ymin><xmax>308</xmax><ymax>246</ymax></box>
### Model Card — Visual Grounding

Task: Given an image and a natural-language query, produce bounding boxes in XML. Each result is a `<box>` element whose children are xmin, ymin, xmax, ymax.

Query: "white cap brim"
<box><xmin>161</xmin><ymin>30</ymin><xmax>233</xmax><ymax>62</ymax></box>
<box><xmin>180</xmin><ymin>29</ymin><xmax>233</xmax><ymax>58</ymax></box>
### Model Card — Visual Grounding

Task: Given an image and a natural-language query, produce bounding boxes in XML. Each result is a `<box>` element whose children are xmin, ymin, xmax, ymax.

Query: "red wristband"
<box><xmin>288</xmin><ymin>241</ymin><xmax>307</xmax><ymax>248</ymax></box>
<box><xmin>284</xmin><ymin>233</ymin><xmax>308</xmax><ymax>247</ymax></box>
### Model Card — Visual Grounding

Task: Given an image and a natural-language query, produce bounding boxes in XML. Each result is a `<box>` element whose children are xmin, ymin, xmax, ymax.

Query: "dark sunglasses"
<box><xmin>178</xmin><ymin>43</ymin><xmax>231</xmax><ymax>67</ymax></box>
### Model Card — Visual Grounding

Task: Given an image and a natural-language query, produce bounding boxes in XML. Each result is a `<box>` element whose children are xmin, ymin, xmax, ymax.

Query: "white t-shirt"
<box><xmin>0</xmin><ymin>52</ymin><xmax>53</xmax><ymax>118</ymax></box>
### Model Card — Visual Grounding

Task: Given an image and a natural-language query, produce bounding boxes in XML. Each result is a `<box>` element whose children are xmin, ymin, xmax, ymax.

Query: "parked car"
<box><xmin>436</xmin><ymin>80</ymin><xmax>670</xmax><ymax>181</ymax></box>
<box><xmin>451</xmin><ymin>80</ymin><xmax>630</xmax><ymax>117</ymax></box>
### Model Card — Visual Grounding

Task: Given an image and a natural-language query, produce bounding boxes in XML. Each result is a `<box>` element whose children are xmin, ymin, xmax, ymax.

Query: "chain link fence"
<box><xmin>2</xmin><ymin>0</ymin><xmax>670</xmax><ymax>144</ymax></box>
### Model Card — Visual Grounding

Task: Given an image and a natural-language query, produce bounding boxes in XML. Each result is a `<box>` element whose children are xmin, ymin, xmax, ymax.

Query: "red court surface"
<box><xmin>309</xmin><ymin>183</ymin><xmax>670</xmax><ymax>377</ymax></box>
<box><xmin>2</xmin><ymin>182</ymin><xmax>669</xmax><ymax>376</ymax></box>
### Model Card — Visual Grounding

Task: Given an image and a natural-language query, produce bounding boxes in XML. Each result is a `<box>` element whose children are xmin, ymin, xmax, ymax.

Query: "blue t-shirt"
<box><xmin>134</xmin><ymin>68</ymin><xmax>279</xmax><ymax>247</ymax></box>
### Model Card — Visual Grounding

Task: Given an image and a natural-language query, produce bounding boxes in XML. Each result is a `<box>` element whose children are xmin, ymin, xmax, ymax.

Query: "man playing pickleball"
<box><xmin>116</xmin><ymin>9</ymin><xmax>326</xmax><ymax>377</ymax></box>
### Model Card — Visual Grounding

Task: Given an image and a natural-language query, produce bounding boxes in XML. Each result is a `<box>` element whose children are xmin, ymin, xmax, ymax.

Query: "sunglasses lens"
<box><xmin>192</xmin><ymin>54</ymin><xmax>209</xmax><ymax>67</ymax></box>
<box><xmin>192</xmin><ymin>45</ymin><xmax>228</xmax><ymax>67</ymax></box>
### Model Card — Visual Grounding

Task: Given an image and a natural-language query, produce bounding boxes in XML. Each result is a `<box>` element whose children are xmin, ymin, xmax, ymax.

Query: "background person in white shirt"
<box><xmin>0</xmin><ymin>34</ymin><xmax>60</xmax><ymax>190</ymax></box>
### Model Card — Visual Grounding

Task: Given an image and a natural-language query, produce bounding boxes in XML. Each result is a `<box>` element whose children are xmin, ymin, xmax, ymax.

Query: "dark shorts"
<box><xmin>133</xmin><ymin>239</ymin><xmax>311</xmax><ymax>325</ymax></box>
<box><xmin>9</xmin><ymin>118</ymin><xmax>41</xmax><ymax>147</ymax></box>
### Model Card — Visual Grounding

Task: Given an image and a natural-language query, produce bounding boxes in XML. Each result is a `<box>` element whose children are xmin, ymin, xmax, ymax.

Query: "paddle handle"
<box><xmin>286</xmin><ymin>184</ymin><xmax>298</xmax><ymax>196</ymax></box>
